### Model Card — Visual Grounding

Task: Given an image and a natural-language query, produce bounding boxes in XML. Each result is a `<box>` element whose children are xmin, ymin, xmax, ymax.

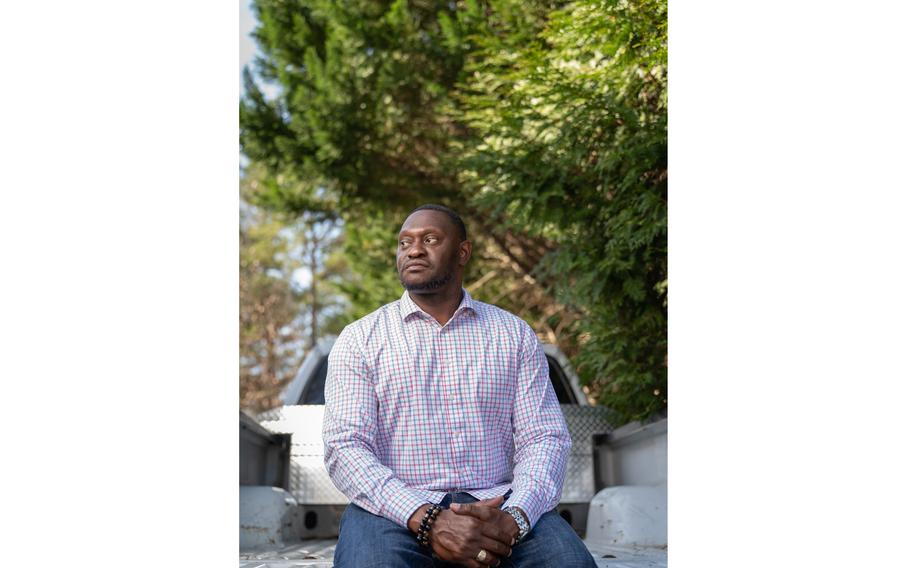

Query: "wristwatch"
<box><xmin>503</xmin><ymin>506</ymin><xmax>530</xmax><ymax>542</ymax></box>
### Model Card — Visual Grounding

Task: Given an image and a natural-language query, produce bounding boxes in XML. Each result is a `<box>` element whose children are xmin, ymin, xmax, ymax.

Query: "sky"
<box><xmin>240</xmin><ymin>1</ymin><xmax>315</xmax><ymax>291</ymax></box>
<box><xmin>239</xmin><ymin>1</ymin><xmax>256</xmax><ymax>94</ymax></box>
<box><xmin>239</xmin><ymin>0</ymin><xmax>279</xmax><ymax>99</ymax></box>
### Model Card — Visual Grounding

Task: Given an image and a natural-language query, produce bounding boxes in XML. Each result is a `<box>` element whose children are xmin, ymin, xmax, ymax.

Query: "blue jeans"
<box><xmin>334</xmin><ymin>492</ymin><xmax>597</xmax><ymax>568</ymax></box>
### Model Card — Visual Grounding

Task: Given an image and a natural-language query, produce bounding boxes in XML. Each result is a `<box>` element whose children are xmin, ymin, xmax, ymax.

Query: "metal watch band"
<box><xmin>503</xmin><ymin>506</ymin><xmax>530</xmax><ymax>540</ymax></box>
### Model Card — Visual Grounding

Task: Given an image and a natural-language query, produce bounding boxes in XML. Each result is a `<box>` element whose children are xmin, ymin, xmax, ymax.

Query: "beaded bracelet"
<box><xmin>416</xmin><ymin>503</ymin><xmax>443</xmax><ymax>547</ymax></box>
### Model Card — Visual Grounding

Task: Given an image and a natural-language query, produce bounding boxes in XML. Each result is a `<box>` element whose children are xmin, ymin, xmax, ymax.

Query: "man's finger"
<box><xmin>474</xmin><ymin>495</ymin><xmax>505</xmax><ymax>507</ymax></box>
<box><xmin>448</xmin><ymin>506</ymin><xmax>514</xmax><ymax>544</ymax></box>
<box><xmin>450</xmin><ymin>495</ymin><xmax>504</xmax><ymax>513</ymax></box>
<box><xmin>476</xmin><ymin>534</ymin><xmax>512</xmax><ymax>558</ymax></box>
<box><xmin>478</xmin><ymin>516</ymin><xmax>515</xmax><ymax>546</ymax></box>
<box><xmin>465</xmin><ymin>549</ymin><xmax>501</xmax><ymax>568</ymax></box>
<box><xmin>450</xmin><ymin>502</ymin><xmax>497</xmax><ymax>520</ymax></box>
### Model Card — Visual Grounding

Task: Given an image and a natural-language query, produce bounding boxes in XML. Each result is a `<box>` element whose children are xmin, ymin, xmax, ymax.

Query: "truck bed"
<box><xmin>239</xmin><ymin>539</ymin><xmax>668</xmax><ymax>568</ymax></box>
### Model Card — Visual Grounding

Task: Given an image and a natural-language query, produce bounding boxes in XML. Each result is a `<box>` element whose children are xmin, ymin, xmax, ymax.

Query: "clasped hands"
<box><xmin>408</xmin><ymin>495</ymin><xmax>521</xmax><ymax>567</ymax></box>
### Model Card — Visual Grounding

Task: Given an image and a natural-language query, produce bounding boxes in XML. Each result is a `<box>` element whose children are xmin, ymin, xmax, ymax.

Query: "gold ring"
<box><xmin>476</xmin><ymin>549</ymin><xmax>489</xmax><ymax>562</ymax></box>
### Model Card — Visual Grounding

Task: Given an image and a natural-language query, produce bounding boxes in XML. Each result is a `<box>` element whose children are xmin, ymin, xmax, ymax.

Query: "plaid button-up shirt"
<box><xmin>323</xmin><ymin>288</ymin><xmax>571</xmax><ymax>529</ymax></box>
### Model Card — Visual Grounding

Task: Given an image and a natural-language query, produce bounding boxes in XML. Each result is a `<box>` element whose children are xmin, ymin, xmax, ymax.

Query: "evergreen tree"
<box><xmin>241</xmin><ymin>0</ymin><xmax>667</xmax><ymax>423</ymax></box>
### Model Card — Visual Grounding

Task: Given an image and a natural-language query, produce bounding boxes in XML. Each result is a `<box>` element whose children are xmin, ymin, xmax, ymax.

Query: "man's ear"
<box><xmin>459</xmin><ymin>240</ymin><xmax>472</xmax><ymax>266</ymax></box>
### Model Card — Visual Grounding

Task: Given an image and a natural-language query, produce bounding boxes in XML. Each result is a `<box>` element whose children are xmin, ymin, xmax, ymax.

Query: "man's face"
<box><xmin>396</xmin><ymin>210</ymin><xmax>465</xmax><ymax>292</ymax></box>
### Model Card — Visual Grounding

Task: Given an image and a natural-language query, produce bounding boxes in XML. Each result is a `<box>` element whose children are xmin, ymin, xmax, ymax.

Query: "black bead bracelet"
<box><xmin>416</xmin><ymin>503</ymin><xmax>443</xmax><ymax>547</ymax></box>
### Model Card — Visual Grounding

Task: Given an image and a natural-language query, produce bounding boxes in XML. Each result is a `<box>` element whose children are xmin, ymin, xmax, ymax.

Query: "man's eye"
<box><xmin>399</xmin><ymin>240</ymin><xmax>409</xmax><ymax>247</ymax></box>
<box><xmin>425</xmin><ymin>237</ymin><xmax>436</xmax><ymax>244</ymax></box>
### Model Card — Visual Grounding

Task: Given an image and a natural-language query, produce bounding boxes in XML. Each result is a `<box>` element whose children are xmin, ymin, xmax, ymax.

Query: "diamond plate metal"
<box><xmin>560</xmin><ymin>405</ymin><xmax>614</xmax><ymax>502</ymax></box>
<box><xmin>561</xmin><ymin>404</ymin><xmax>615</xmax><ymax>455</ymax></box>
<box><xmin>258</xmin><ymin>406</ymin><xmax>349</xmax><ymax>504</ymax></box>
<box><xmin>239</xmin><ymin>538</ymin><xmax>337</xmax><ymax>567</ymax></box>
<box><xmin>239</xmin><ymin>540</ymin><xmax>666</xmax><ymax>568</ymax></box>
<box><xmin>256</xmin><ymin>404</ymin><xmax>613</xmax><ymax>506</ymax></box>
<box><xmin>238</xmin><ymin>540</ymin><xmax>665</xmax><ymax>568</ymax></box>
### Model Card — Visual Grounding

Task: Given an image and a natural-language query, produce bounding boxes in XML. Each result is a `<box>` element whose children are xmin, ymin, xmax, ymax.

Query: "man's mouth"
<box><xmin>404</xmin><ymin>262</ymin><xmax>429</xmax><ymax>272</ymax></box>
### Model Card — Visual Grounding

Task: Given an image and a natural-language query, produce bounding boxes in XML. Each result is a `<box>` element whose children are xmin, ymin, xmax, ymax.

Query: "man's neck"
<box><xmin>407</xmin><ymin>286</ymin><xmax>464</xmax><ymax>326</ymax></box>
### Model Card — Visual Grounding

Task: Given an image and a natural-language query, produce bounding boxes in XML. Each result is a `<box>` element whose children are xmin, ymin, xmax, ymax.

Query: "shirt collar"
<box><xmin>399</xmin><ymin>288</ymin><xmax>476</xmax><ymax>322</ymax></box>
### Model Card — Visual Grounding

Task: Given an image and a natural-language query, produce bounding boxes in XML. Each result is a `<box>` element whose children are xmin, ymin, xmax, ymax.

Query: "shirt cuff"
<box><xmin>382</xmin><ymin>489</ymin><xmax>436</xmax><ymax>529</ymax></box>
<box><xmin>502</xmin><ymin>489</ymin><xmax>546</xmax><ymax>530</ymax></box>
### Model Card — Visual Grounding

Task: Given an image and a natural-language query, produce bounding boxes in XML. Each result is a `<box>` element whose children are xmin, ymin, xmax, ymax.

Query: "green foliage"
<box><xmin>240</xmin><ymin>165</ymin><xmax>350</xmax><ymax>411</ymax></box>
<box><xmin>240</xmin><ymin>193</ymin><xmax>303</xmax><ymax>412</ymax></box>
<box><xmin>453</xmin><ymin>0</ymin><xmax>667</xmax><ymax>422</ymax></box>
<box><xmin>335</xmin><ymin>205</ymin><xmax>403</xmax><ymax>318</ymax></box>
<box><xmin>241</xmin><ymin>0</ymin><xmax>667</xmax><ymax>424</ymax></box>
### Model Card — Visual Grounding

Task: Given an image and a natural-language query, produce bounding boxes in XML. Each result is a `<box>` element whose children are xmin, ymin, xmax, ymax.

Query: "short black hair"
<box><xmin>409</xmin><ymin>204</ymin><xmax>467</xmax><ymax>242</ymax></box>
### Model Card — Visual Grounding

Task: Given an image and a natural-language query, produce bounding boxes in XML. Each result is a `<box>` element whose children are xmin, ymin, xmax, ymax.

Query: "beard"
<box><xmin>399</xmin><ymin>267</ymin><xmax>454</xmax><ymax>291</ymax></box>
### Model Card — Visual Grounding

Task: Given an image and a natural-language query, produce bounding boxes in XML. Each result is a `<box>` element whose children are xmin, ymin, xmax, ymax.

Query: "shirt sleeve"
<box><xmin>503</xmin><ymin>324</ymin><xmax>572</xmax><ymax>529</ymax></box>
<box><xmin>322</xmin><ymin>326</ymin><xmax>430</xmax><ymax>528</ymax></box>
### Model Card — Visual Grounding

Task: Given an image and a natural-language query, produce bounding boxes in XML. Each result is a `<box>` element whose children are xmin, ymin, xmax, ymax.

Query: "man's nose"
<box><xmin>407</xmin><ymin>242</ymin><xmax>426</xmax><ymax>257</ymax></box>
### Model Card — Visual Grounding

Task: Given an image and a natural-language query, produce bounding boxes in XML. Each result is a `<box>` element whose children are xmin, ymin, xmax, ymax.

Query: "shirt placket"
<box><xmin>440</xmin><ymin>317</ymin><xmax>468</xmax><ymax>492</ymax></box>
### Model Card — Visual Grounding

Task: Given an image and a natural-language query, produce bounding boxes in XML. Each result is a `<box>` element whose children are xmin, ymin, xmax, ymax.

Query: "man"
<box><xmin>323</xmin><ymin>204</ymin><xmax>597</xmax><ymax>567</ymax></box>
